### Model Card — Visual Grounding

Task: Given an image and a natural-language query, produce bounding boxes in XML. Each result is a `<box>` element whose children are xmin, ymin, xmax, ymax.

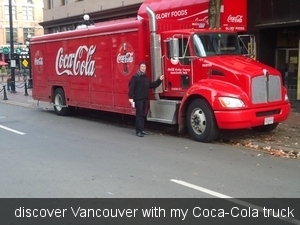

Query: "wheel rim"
<box><xmin>55</xmin><ymin>94</ymin><xmax>63</xmax><ymax>111</ymax></box>
<box><xmin>190</xmin><ymin>108</ymin><xmax>206</xmax><ymax>135</ymax></box>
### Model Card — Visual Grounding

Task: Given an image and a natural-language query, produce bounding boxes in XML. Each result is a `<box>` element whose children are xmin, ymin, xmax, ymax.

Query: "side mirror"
<box><xmin>168</xmin><ymin>38</ymin><xmax>179</xmax><ymax>59</ymax></box>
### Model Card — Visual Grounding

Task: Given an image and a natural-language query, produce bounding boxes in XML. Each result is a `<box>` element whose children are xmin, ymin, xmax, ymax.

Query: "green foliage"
<box><xmin>1</xmin><ymin>66</ymin><xmax>7</xmax><ymax>74</ymax></box>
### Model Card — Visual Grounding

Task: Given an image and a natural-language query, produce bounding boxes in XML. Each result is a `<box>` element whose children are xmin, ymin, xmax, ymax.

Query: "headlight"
<box><xmin>284</xmin><ymin>93</ymin><xmax>289</xmax><ymax>101</ymax></box>
<box><xmin>218</xmin><ymin>97</ymin><xmax>245</xmax><ymax>108</ymax></box>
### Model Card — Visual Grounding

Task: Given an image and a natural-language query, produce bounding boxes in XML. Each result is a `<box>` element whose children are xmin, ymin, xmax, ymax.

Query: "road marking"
<box><xmin>0</xmin><ymin>125</ymin><xmax>26</xmax><ymax>135</ymax></box>
<box><xmin>171</xmin><ymin>179</ymin><xmax>231</xmax><ymax>198</ymax></box>
<box><xmin>171</xmin><ymin>179</ymin><xmax>299</xmax><ymax>224</ymax></box>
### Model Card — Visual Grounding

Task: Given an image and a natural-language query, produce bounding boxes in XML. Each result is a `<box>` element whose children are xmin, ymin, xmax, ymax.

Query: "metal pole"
<box><xmin>8</xmin><ymin>0</ymin><xmax>16</xmax><ymax>93</ymax></box>
<box><xmin>27</xmin><ymin>44</ymin><xmax>33</xmax><ymax>89</ymax></box>
<box><xmin>27</xmin><ymin>34</ymin><xmax>33</xmax><ymax>89</ymax></box>
<box><xmin>24</xmin><ymin>81</ymin><xmax>28</xmax><ymax>96</ymax></box>
<box><xmin>3</xmin><ymin>85</ymin><xmax>8</xmax><ymax>100</ymax></box>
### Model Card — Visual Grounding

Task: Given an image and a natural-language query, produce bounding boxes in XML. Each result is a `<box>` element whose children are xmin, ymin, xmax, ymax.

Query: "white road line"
<box><xmin>170</xmin><ymin>179</ymin><xmax>299</xmax><ymax>224</ymax></box>
<box><xmin>0</xmin><ymin>125</ymin><xmax>26</xmax><ymax>135</ymax></box>
<box><xmin>171</xmin><ymin>179</ymin><xmax>231</xmax><ymax>198</ymax></box>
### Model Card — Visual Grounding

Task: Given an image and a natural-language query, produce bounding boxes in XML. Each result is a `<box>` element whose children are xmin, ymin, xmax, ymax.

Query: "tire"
<box><xmin>187</xmin><ymin>99</ymin><xmax>219</xmax><ymax>142</ymax></box>
<box><xmin>251</xmin><ymin>123</ymin><xmax>278</xmax><ymax>132</ymax></box>
<box><xmin>53</xmin><ymin>88</ymin><xmax>70</xmax><ymax>116</ymax></box>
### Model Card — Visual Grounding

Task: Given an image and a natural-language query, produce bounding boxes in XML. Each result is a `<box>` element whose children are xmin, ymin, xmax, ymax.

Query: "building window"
<box><xmin>4</xmin><ymin>6</ymin><xmax>16</xmax><ymax>20</ymax></box>
<box><xmin>48</xmin><ymin>0</ymin><xmax>54</xmax><ymax>9</ymax></box>
<box><xmin>23</xmin><ymin>28</ymin><xmax>34</xmax><ymax>44</ymax></box>
<box><xmin>67</xmin><ymin>25</ymin><xmax>74</xmax><ymax>30</ymax></box>
<box><xmin>61</xmin><ymin>0</ymin><xmax>68</xmax><ymax>5</ymax></box>
<box><xmin>49</xmin><ymin>27</ymin><xmax>60</xmax><ymax>33</ymax></box>
<box><xmin>61</xmin><ymin>26</ymin><xmax>67</xmax><ymax>32</ymax></box>
<box><xmin>22</xmin><ymin>6</ymin><xmax>34</xmax><ymax>20</ymax></box>
<box><xmin>6</xmin><ymin>28</ymin><xmax>18</xmax><ymax>44</ymax></box>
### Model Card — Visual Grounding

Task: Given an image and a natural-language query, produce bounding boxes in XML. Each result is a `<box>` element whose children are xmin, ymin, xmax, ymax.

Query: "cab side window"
<box><xmin>178</xmin><ymin>38</ymin><xmax>191</xmax><ymax>65</ymax></box>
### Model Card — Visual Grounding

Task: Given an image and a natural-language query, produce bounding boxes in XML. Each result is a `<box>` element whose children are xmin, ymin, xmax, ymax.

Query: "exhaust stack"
<box><xmin>146</xmin><ymin>6</ymin><xmax>163</xmax><ymax>98</ymax></box>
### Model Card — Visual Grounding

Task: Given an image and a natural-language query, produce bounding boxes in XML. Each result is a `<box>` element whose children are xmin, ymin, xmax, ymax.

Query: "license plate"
<box><xmin>264</xmin><ymin>117</ymin><xmax>274</xmax><ymax>125</ymax></box>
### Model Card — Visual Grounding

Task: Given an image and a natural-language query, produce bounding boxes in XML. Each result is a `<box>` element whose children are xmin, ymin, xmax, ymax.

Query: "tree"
<box><xmin>1</xmin><ymin>66</ymin><xmax>7</xmax><ymax>74</ymax></box>
<box><xmin>209</xmin><ymin>0</ymin><xmax>222</xmax><ymax>29</ymax></box>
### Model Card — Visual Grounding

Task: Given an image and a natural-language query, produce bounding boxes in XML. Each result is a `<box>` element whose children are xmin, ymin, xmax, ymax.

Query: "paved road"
<box><xmin>1</xmin><ymin>84</ymin><xmax>299</xmax><ymax>158</ymax></box>
<box><xmin>0</xmin><ymin>103</ymin><xmax>299</xmax><ymax>198</ymax></box>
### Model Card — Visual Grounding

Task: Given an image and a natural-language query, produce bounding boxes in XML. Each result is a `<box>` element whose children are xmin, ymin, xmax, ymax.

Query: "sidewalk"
<box><xmin>0</xmin><ymin>81</ymin><xmax>51</xmax><ymax>109</ymax></box>
<box><xmin>0</xmin><ymin>81</ymin><xmax>299</xmax><ymax>159</ymax></box>
<box><xmin>218</xmin><ymin>110</ymin><xmax>300</xmax><ymax>159</ymax></box>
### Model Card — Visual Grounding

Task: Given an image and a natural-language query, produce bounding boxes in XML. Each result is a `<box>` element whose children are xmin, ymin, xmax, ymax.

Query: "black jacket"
<box><xmin>128</xmin><ymin>71</ymin><xmax>162</xmax><ymax>100</ymax></box>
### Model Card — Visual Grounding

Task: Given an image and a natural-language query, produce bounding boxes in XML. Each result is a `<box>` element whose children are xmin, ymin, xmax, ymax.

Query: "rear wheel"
<box><xmin>187</xmin><ymin>99</ymin><xmax>219</xmax><ymax>142</ymax></box>
<box><xmin>53</xmin><ymin>88</ymin><xmax>69</xmax><ymax>116</ymax></box>
<box><xmin>251</xmin><ymin>123</ymin><xmax>278</xmax><ymax>132</ymax></box>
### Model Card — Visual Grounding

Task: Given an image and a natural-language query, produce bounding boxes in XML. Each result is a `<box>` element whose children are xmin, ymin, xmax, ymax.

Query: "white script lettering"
<box><xmin>117</xmin><ymin>52</ymin><xmax>134</xmax><ymax>64</ymax></box>
<box><xmin>227</xmin><ymin>15</ymin><xmax>243</xmax><ymax>23</ymax></box>
<box><xmin>55</xmin><ymin>45</ymin><xmax>96</xmax><ymax>76</ymax></box>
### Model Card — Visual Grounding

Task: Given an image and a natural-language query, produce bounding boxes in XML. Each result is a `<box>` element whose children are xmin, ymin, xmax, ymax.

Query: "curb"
<box><xmin>220</xmin><ymin>139</ymin><xmax>300</xmax><ymax>159</ymax></box>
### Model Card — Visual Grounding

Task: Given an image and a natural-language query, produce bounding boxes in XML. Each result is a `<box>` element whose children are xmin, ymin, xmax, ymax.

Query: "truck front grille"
<box><xmin>251</xmin><ymin>75</ymin><xmax>281</xmax><ymax>104</ymax></box>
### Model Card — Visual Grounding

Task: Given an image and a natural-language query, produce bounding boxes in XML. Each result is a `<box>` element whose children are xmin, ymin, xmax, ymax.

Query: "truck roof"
<box><xmin>31</xmin><ymin>17</ymin><xmax>140</xmax><ymax>43</ymax></box>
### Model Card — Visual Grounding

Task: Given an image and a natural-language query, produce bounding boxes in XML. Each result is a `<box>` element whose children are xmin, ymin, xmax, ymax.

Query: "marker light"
<box><xmin>284</xmin><ymin>93</ymin><xmax>289</xmax><ymax>101</ymax></box>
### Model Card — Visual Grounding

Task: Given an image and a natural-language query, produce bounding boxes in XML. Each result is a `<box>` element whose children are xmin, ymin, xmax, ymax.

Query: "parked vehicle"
<box><xmin>30</xmin><ymin>0</ymin><xmax>290</xmax><ymax>142</ymax></box>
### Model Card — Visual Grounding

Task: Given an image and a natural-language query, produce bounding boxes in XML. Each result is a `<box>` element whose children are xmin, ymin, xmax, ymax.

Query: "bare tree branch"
<box><xmin>209</xmin><ymin>0</ymin><xmax>222</xmax><ymax>29</ymax></box>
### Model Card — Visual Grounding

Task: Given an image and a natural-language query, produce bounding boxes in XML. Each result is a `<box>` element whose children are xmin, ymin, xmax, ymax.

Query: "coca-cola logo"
<box><xmin>195</xmin><ymin>16</ymin><xmax>209</xmax><ymax>24</ymax></box>
<box><xmin>55</xmin><ymin>45</ymin><xmax>96</xmax><ymax>76</ymax></box>
<box><xmin>117</xmin><ymin>42</ymin><xmax>135</xmax><ymax>75</ymax></box>
<box><xmin>34</xmin><ymin>50</ymin><xmax>43</xmax><ymax>74</ymax></box>
<box><xmin>117</xmin><ymin>52</ymin><xmax>134</xmax><ymax>64</ymax></box>
<box><xmin>227</xmin><ymin>15</ymin><xmax>243</xmax><ymax>23</ymax></box>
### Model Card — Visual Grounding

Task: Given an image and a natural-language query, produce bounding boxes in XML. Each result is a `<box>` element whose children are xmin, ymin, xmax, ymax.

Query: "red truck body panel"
<box><xmin>32</xmin><ymin>18</ymin><xmax>144</xmax><ymax>115</ymax></box>
<box><xmin>139</xmin><ymin>0</ymin><xmax>247</xmax><ymax>31</ymax></box>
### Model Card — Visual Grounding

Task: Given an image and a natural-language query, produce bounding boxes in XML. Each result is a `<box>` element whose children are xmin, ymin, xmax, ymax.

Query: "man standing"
<box><xmin>128</xmin><ymin>62</ymin><xmax>164</xmax><ymax>137</ymax></box>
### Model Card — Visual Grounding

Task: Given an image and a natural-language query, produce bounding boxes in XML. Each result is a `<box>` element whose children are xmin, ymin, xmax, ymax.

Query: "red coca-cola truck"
<box><xmin>31</xmin><ymin>0</ymin><xmax>291</xmax><ymax>142</ymax></box>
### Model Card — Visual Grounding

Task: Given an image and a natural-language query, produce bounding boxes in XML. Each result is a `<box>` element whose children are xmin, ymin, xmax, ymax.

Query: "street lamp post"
<box><xmin>8</xmin><ymin>0</ymin><xmax>16</xmax><ymax>93</ymax></box>
<box><xmin>26</xmin><ymin>34</ymin><xmax>33</xmax><ymax>89</ymax></box>
<box><xmin>77</xmin><ymin>14</ymin><xmax>94</xmax><ymax>29</ymax></box>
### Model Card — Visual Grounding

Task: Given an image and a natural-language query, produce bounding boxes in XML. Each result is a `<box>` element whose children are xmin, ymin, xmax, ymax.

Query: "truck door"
<box><xmin>163</xmin><ymin>35</ymin><xmax>193</xmax><ymax>93</ymax></box>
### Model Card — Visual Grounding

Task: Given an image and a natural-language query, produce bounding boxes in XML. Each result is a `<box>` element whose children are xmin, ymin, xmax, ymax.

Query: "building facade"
<box><xmin>0</xmin><ymin>0</ymin><xmax>44</xmax><ymax>49</ymax></box>
<box><xmin>247</xmin><ymin>0</ymin><xmax>300</xmax><ymax>109</ymax></box>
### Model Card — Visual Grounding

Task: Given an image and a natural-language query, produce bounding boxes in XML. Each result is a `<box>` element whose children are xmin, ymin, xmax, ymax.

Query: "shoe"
<box><xmin>136</xmin><ymin>132</ymin><xmax>144</xmax><ymax>137</ymax></box>
<box><xmin>142</xmin><ymin>131</ymin><xmax>149</xmax><ymax>135</ymax></box>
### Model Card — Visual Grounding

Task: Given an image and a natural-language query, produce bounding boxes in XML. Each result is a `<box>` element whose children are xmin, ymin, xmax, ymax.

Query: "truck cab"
<box><xmin>162</xmin><ymin>30</ymin><xmax>242</xmax><ymax>95</ymax></box>
<box><xmin>146</xmin><ymin>21</ymin><xmax>290</xmax><ymax>142</ymax></box>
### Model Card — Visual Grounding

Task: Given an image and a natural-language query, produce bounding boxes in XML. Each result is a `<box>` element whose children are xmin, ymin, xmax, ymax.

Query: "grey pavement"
<box><xmin>0</xmin><ymin>80</ymin><xmax>299</xmax><ymax>159</ymax></box>
<box><xmin>0</xmin><ymin>81</ymin><xmax>51</xmax><ymax>109</ymax></box>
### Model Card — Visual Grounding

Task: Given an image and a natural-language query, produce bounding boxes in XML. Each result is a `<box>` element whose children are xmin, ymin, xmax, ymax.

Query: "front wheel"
<box><xmin>251</xmin><ymin>123</ymin><xmax>278</xmax><ymax>132</ymax></box>
<box><xmin>53</xmin><ymin>88</ymin><xmax>70</xmax><ymax>116</ymax></box>
<box><xmin>187</xmin><ymin>99</ymin><xmax>219</xmax><ymax>142</ymax></box>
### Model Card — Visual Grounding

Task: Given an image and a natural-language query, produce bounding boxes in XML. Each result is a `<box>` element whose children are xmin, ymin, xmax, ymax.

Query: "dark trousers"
<box><xmin>135</xmin><ymin>99</ymin><xmax>147</xmax><ymax>133</ymax></box>
<box><xmin>7</xmin><ymin>79</ymin><xmax>11</xmax><ymax>91</ymax></box>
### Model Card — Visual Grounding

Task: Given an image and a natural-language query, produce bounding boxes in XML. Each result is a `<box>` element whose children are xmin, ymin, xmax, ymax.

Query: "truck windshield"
<box><xmin>193</xmin><ymin>33</ymin><xmax>241</xmax><ymax>57</ymax></box>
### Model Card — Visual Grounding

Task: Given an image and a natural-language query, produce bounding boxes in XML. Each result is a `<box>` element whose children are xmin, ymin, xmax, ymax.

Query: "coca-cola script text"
<box><xmin>56</xmin><ymin>45</ymin><xmax>96</xmax><ymax>76</ymax></box>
